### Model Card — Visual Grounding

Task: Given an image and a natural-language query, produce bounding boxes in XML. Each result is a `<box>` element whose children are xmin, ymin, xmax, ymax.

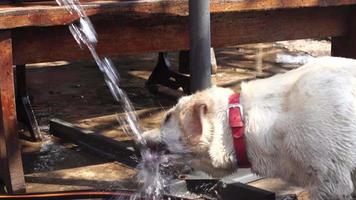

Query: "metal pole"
<box><xmin>189</xmin><ymin>0</ymin><xmax>211</xmax><ymax>93</ymax></box>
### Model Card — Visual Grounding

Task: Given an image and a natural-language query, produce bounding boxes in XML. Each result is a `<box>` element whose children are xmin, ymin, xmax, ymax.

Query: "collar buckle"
<box><xmin>228</xmin><ymin>103</ymin><xmax>244</xmax><ymax>119</ymax></box>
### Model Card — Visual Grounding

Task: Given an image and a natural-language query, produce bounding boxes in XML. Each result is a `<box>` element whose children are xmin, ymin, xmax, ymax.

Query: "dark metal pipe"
<box><xmin>189</xmin><ymin>0</ymin><xmax>212</xmax><ymax>92</ymax></box>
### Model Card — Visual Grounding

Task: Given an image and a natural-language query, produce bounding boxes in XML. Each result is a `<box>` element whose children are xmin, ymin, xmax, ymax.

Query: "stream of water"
<box><xmin>55</xmin><ymin>0</ymin><xmax>169</xmax><ymax>199</ymax></box>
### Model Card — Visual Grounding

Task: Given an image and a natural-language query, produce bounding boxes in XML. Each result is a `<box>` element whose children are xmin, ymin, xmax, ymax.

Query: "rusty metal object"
<box><xmin>16</xmin><ymin>65</ymin><xmax>42</xmax><ymax>141</ymax></box>
<box><xmin>0</xmin><ymin>31</ymin><xmax>26</xmax><ymax>194</ymax></box>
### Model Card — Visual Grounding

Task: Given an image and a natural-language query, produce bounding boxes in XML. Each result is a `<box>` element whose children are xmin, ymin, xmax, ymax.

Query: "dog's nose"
<box><xmin>142</xmin><ymin>128</ymin><xmax>168</xmax><ymax>152</ymax></box>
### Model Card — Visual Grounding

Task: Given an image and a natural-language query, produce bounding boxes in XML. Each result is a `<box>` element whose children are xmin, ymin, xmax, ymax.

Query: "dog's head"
<box><xmin>144</xmin><ymin>87</ymin><xmax>238</xmax><ymax>177</ymax></box>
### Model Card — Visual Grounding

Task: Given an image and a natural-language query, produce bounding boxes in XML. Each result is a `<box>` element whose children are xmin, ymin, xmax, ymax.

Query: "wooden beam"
<box><xmin>0</xmin><ymin>31</ymin><xmax>26</xmax><ymax>194</ymax></box>
<box><xmin>331</xmin><ymin>10</ymin><xmax>356</xmax><ymax>58</ymax></box>
<box><xmin>211</xmin><ymin>7</ymin><xmax>350</xmax><ymax>46</ymax></box>
<box><xmin>0</xmin><ymin>0</ymin><xmax>356</xmax><ymax>29</ymax></box>
<box><xmin>13</xmin><ymin>6</ymin><xmax>351</xmax><ymax>65</ymax></box>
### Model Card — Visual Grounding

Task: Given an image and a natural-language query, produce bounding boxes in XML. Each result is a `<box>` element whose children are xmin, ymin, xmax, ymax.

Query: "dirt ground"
<box><xmin>19</xmin><ymin>39</ymin><xmax>331</xmax><ymax>198</ymax></box>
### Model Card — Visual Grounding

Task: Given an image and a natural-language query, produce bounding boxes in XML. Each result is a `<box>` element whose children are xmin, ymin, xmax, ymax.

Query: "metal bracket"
<box><xmin>146</xmin><ymin>52</ymin><xmax>190</xmax><ymax>95</ymax></box>
<box><xmin>16</xmin><ymin>65</ymin><xmax>42</xmax><ymax>141</ymax></box>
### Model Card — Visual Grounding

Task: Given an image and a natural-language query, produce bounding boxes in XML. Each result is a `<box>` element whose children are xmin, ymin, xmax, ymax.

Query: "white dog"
<box><xmin>144</xmin><ymin>57</ymin><xmax>356</xmax><ymax>200</ymax></box>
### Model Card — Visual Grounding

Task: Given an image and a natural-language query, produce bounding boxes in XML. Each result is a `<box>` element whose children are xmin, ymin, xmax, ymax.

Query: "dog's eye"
<box><xmin>164</xmin><ymin>113</ymin><xmax>172</xmax><ymax>124</ymax></box>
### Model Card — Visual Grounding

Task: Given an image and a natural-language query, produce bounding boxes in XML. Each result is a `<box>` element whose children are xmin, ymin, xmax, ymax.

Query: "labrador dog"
<box><xmin>144</xmin><ymin>57</ymin><xmax>356</xmax><ymax>200</ymax></box>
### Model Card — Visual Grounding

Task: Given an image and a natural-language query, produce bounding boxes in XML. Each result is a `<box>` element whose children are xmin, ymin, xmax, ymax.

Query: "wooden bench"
<box><xmin>1</xmin><ymin>0</ymin><xmax>356</xmax><ymax>194</ymax></box>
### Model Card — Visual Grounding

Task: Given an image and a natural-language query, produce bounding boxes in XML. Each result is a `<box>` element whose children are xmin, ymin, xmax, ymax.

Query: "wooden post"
<box><xmin>331</xmin><ymin>11</ymin><xmax>356</xmax><ymax>58</ymax></box>
<box><xmin>0</xmin><ymin>31</ymin><xmax>25</xmax><ymax>194</ymax></box>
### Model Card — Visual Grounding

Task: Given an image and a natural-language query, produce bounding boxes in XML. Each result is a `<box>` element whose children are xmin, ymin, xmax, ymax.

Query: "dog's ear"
<box><xmin>179</xmin><ymin>102</ymin><xmax>208</xmax><ymax>145</ymax></box>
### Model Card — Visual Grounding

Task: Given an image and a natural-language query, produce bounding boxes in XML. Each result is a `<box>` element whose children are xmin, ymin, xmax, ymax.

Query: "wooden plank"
<box><xmin>13</xmin><ymin>6</ymin><xmax>351</xmax><ymax>65</ymax></box>
<box><xmin>1</xmin><ymin>0</ymin><xmax>356</xmax><ymax>29</ymax></box>
<box><xmin>331</xmin><ymin>10</ymin><xmax>356</xmax><ymax>58</ymax></box>
<box><xmin>0</xmin><ymin>31</ymin><xmax>26</xmax><ymax>194</ymax></box>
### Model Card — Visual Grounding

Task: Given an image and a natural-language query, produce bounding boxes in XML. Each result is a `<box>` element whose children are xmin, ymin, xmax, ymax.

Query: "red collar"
<box><xmin>228</xmin><ymin>93</ymin><xmax>250</xmax><ymax>168</ymax></box>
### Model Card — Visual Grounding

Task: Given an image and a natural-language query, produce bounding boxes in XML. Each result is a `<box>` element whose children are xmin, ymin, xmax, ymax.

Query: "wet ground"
<box><xmin>19</xmin><ymin>39</ymin><xmax>331</xmax><ymax>199</ymax></box>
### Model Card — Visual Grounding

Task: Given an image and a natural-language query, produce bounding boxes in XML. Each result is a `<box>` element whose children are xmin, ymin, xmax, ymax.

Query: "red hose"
<box><xmin>0</xmin><ymin>190</ymin><xmax>136</xmax><ymax>199</ymax></box>
<box><xmin>0</xmin><ymin>190</ymin><xmax>187</xmax><ymax>200</ymax></box>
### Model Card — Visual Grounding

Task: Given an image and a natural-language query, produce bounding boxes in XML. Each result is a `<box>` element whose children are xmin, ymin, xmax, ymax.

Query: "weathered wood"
<box><xmin>0</xmin><ymin>31</ymin><xmax>26</xmax><ymax>194</ymax></box>
<box><xmin>331</xmin><ymin>10</ymin><xmax>356</xmax><ymax>58</ymax></box>
<box><xmin>0</xmin><ymin>0</ymin><xmax>356</xmax><ymax>29</ymax></box>
<box><xmin>12</xmin><ymin>6</ymin><xmax>351</xmax><ymax>65</ymax></box>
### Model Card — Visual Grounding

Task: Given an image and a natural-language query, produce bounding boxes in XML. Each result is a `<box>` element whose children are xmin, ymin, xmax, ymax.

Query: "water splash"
<box><xmin>55</xmin><ymin>0</ymin><xmax>169</xmax><ymax>199</ymax></box>
<box><xmin>33</xmin><ymin>134</ymin><xmax>66</xmax><ymax>172</ymax></box>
